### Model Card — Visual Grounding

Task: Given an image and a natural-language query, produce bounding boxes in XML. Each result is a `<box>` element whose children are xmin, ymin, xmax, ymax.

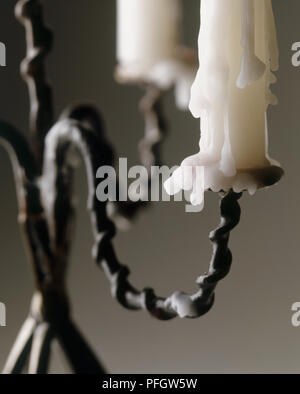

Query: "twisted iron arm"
<box><xmin>138</xmin><ymin>85</ymin><xmax>167</xmax><ymax>172</ymax></box>
<box><xmin>43</xmin><ymin>118</ymin><xmax>242</xmax><ymax>320</ymax></box>
<box><xmin>106</xmin><ymin>85</ymin><xmax>168</xmax><ymax>223</ymax></box>
<box><xmin>16</xmin><ymin>0</ymin><xmax>54</xmax><ymax>169</ymax></box>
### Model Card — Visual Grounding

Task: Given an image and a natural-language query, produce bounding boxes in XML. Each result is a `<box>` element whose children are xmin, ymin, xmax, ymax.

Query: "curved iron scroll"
<box><xmin>0</xmin><ymin>119</ymin><xmax>107</xmax><ymax>374</ymax></box>
<box><xmin>43</xmin><ymin>118</ymin><xmax>242</xmax><ymax>320</ymax></box>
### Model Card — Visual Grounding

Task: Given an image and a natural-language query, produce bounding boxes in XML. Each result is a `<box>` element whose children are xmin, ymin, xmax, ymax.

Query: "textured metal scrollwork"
<box><xmin>16</xmin><ymin>0</ymin><xmax>54</xmax><ymax>168</ymax></box>
<box><xmin>43</xmin><ymin>116</ymin><xmax>242</xmax><ymax>320</ymax></box>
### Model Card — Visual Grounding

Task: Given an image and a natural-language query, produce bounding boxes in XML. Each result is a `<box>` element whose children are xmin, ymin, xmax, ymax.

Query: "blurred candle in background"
<box><xmin>116</xmin><ymin>0</ymin><xmax>197</xmax><ymax>110</ymax></box>
<box><xmin>117</xmin><ymin>0</ymin><xmax>182</xmax><ymax>79</ymax></box>
<box><xmin>165</xmin><ymin>0</ymin><xmax>283</xmax><ymax>208</ymax></box>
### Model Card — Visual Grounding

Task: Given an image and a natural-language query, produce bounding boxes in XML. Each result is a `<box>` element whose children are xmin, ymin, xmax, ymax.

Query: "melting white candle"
<box><xmin>116</xmin><ymin>0</ymin><xmax>197</xmax><ymax>110</ymax></box>
<box><xmin>165</xmin><ymin>0</ymin><xmax>283</xmax><ymax>207</ymax></box>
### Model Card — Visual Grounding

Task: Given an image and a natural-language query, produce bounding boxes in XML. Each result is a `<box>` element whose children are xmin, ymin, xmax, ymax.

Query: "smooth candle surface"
<box><xmin>165</xmin><ymin>0</ymin><xmax>283</xmax><ymax>208</ymax></box>
<box><xmin>117</xmin><ymin>0</ymin><xmax>181</xmax><ymax>78</ymax></box>
<box><xmin>117</xmin><ymin>0</ymin><xmax>182</xmax><ymax>78</ymax></box>
<box><xmin>116</xmin><ymin>0</ymin><xmax>197</xmax><ymax>110</ymax></box>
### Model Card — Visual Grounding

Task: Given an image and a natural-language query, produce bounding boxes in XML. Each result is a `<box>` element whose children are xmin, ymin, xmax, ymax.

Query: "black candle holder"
<box><xmin>1</xmin><ymin>0</ymin><xmax>243</xmax><ymax>374</ymax></box>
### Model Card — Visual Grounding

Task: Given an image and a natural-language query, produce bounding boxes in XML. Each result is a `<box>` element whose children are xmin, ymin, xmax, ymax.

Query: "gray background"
<box><xmin>0</xmin><ymin>0</ymin><xmax>299</xmax><ymax>373</ymax></box>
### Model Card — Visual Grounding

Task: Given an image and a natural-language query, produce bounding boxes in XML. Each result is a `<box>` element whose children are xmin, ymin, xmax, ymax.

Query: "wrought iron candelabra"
<box><xmin>1</xmin><ymin>0</ymin><xmax>243</xmax><ymax>374</ymax></box>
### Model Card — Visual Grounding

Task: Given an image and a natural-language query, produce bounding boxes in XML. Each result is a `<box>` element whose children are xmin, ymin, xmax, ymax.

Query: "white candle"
<box><xmin>116</xmin><ymin>0</ymin><xmax>197</xmax><ymax>110</ymax></box>
<box><xmin>117</xmin><ymin>0</ymin><xmax>181</xmax><ymax>78</ymax></box>
<box><xmin>165</xmin><ymin>0</ymin><xmax>283</xmax><ymax>207</ymax></box>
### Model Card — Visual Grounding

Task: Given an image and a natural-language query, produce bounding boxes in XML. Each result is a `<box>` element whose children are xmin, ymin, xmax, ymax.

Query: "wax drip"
<box><xmin>237</xmin><ymin>0</ymin><xmax>266</xmax><ymax>89</ymax></box>
<box><xmin>265</xmin><ymin>0</ymin><xmax>279</xmax><ymax>72</ymax></box>
<box><xmin>220</xmin><ymin>107</ymin><xmax>236</xmax><ymax>177</ymax></box>
<box><xmin>264</xmin><ymin>0</ymin><xmax>279</xmax><ymax>108</ymax></box>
